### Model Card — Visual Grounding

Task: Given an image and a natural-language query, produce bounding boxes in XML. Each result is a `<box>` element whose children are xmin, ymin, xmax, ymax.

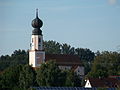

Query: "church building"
<box><xmin>29</xmin><ymin>9</ymin><xmax>84</xmax><ymax>77</ymax></box>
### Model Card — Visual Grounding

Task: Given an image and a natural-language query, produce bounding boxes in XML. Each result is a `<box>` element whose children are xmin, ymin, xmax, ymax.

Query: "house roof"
<box><xmin>45</xmin><ymin>54</ymin><xmax>82</xmax><ymax>66</ymax></box>
<box><xmin>109</xmin><ymin>76</ymin><xmax>120</xmax><ymax>80</ymax></box>
<box><xmin>88</xmin><ymin>78</ymin><xmax>120</xmax><ymax>88</ymax></box>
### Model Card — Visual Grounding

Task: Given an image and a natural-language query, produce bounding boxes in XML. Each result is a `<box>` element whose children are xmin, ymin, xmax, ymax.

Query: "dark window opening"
<box><xmin>32</xmin><ymin>38</ymin><xmax>33</xmax><ymax>42</ymax></box>
<box><xmin>39</xmin><ymin>38</ymin><xmax>41</xmax><ymax>42</ymax></box>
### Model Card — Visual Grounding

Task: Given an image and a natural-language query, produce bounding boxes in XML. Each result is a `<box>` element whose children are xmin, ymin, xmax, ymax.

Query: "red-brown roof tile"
<box><xmin>45</xmin><ymin>54</ymin><xmax>82</xmax><ymax>66</ymax></box>
<box><xmin>88</xmin><ymin>78</ymin><xmax>120</xmax><ymax>88</ymax></box>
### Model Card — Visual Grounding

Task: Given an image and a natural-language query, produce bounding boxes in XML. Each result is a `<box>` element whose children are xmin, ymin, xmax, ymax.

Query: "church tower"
<box><xmin>29</xmin><ymin>9</ymin><xmax>45</xmax><ymax>67</ymax></box>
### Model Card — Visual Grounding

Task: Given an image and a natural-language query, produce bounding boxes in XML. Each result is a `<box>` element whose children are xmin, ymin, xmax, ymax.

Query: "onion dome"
<box><xmin>31</xmin><ymin>9</ymin><xmax>43</xmax><ymax>35</ymax></box>
<box><xmin>32</xmin><ymin>9</ymin><xmax>43</xmax><ymax>28</ymax></box>
<box><xmin>32</xmin><ymin>28</ymin><xmax>42</xmax><ymax>35</ymax></box>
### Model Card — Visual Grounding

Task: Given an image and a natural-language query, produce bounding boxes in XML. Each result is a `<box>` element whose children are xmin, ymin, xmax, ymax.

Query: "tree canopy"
<box><xmin>36</xmin><ymin>60</ymin><xmax>64</xmax><ymax>86</ymax></box>
<box><xmin>36</xmin><ymin>60</ymin><xmax>81</xmax><ymax>87</ymax></box>
<box><xmin>0</xmin><ymin>49</ymin><xmax>28</xmax><ymax>71</ymax></box>
<box><xmin>44</xmin><ymin>40</ymin><xmax>95</xmax><ymax>62</ymax></box>
<box><xmin>0</xmin><ymin>65</ymin><xmax>23</xmax><ymax>89</ymax></box>
<box><xmin>88</xmin><ymin>51</ymin><xmax>120</xmax><ymax>78</ymax></box>
<box><xmin>0</xmin><ymin>40</ymin><xmax>98</xmax><ymax>89</ymax></box>
<box><xmin>0</xmin><ymin>40</ymin><xmax>94</xmax><ymax>75</ymax></box>
<box><xmin>19</xmin><ymin>64</ymin><xmax>36</xmax><ymax>89</ymax></box>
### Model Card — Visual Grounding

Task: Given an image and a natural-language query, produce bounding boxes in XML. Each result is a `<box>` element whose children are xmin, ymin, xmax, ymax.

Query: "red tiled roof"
<box><xmin>88</xmin><ymin>78</ymin><xmax>120</xmax><ymax>88</ymax></box>
<box><xmin>45</xmin><ymin>54</ymin><xmax>82</xmax><ymax>66</ymax></box>
<box><xmin>109</xmin><ymin>76</ymin><xmax>120</xmax><ymax>80</ymax></box>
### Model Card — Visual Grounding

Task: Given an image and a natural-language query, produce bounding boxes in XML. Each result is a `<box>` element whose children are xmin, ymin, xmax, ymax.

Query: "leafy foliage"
<box><xmin>64</xmin><ymin>70</ymin><xmax>75</xmax><ymax>86</ymax></box>
<box><xmin>0</xmin><ymin>64</ymin><xmax>36</xmax><ymax>89</ymax></box>
<box><xmin>36</xmin><ymin>61</ymin><xmax>81</xmax><ymax>87</ymax></box>
<box><xmin>19</xmin><ymin>64</ymin><xmax>36</xmax><ymax>89</ymax></box>
<box><xmin>36</xmin><ymin>60</ymin><xmax>64</xmax><ymax>86</ymax></box>
<box><xmin>44</xmin><ymin>40</ymin><xmax>94</xmax><ymax>75</ymax></box>
<box><xmin>0</xmin><ymin>41</ymin><xmax>94</xmax><ymax>76</ymax></box>
<box><xmin>0</xmin><ymin>40</ymin><xmax>95</xmax><ymax>88</ymax></box>
<box><xmin>75</xmin><ymin>48</ymin><xmax>95</xmax><ymax>62</ymax></box>
<box><xmin>44</xmin><ymin>40</ymin><xmax>95</xmax><ymax>63</ymax></box>
<box><xmin>0</xmin><ymin>65</ymin><xmax>23</xmax><ymax>89</ymax></box>
<box><xmin>88</xmin><ymin>51</ymin><xmax>120</xmax><ymax>78</ymax></box>
<box><xmin>64</xmin><ymin>70</ymin><xmax>81</xmax><ymax>87</ymax></box>
<box><xmin>44</xmin><ymin>40</ymin><xmax>61</xmax><ymax>54</ymax></box>
<box><xmin>0</xmin><ymin>49</ymin><xmax>28</xmax><ymax>71</ymax></box>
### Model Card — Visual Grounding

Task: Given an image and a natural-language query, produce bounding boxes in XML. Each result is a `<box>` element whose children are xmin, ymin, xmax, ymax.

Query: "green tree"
<box><xmin>36</xmin><ymin>60</ymin><xmax>64</xmax><ymax>86</ymax></box>
<box><xmin>75</xmin><ymin>48</ymin><xmax>94</xmax><ymax>75</ymax></box>
<box><xmin>44</xmin><ymin>40</ymin><xmax>61</xmax><ymax>54</ymax></box>
<box><xmin>88</xmin><ymin>51</ymin><xmax>120</xmax><ymax>78</ymax></box>
<box><xmin>0</xmin><ymin>55</ymin><xmax>11</xmax><ymax>71</ymax></box>
<box><xmin>65</xmin><ymin>70</ymin><xmax>74</xmax><ymax>86</ymax></box>
<box><xmin>69</xmin><ymin>47</ymin><xmax>75</xmax><ymax>55</ymax></box>
<box><xmin>64</xmin><ymin>70</ymin><xmax>81</xmax><ymax>87</ymax></box>
<box><xmin>11</xmin><ymin>49</ymin><xmax>28</xmax><ymax>65</ymax></box>
<box><xmin>0</xmin><ymin>49</ymin><xmax>28</xmax><ymax>71</ymax></box>
<box><xmin>61</xmin><ymin>43</ymin><xmax>71</xmax><ymax>54</ymax></box>
<box><xmin>75</xmin><ymin>48</ymin><xmax>95</xmax><ymax>62</ymax></box>
<box><xmin>19</xmin><ymin>64</ymin><xmax>36</xmax><ymax>89</ymax></box>
<box><xmin>0</xmin><ymin>65</ymin><xmax>23</xmax><ymax>89</ymax></box>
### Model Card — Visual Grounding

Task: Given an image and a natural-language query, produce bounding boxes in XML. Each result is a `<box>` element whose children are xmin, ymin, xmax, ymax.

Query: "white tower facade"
<box><xmin>29</xmin><ymin>9</ymin><xmax>45</xmax><ymax>67</ymax></box>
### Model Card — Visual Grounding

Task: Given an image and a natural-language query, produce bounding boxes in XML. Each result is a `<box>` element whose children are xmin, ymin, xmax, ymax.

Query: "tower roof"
<box><xmin>31</xmin><ymin>9</ymin><xmax>43</xmax><ymax>35</ymax></box>
<box><xmin>32</xmin><ymin>9</ymin><xmax>43</xmax><ymax>28</ymax></box>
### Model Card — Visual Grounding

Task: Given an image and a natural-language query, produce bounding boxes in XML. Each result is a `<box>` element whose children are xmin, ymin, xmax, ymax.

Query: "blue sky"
<box><xmin>0</xmin><ymin>0</ymin><xmax>120</xmax><ymax>55</ymax></box>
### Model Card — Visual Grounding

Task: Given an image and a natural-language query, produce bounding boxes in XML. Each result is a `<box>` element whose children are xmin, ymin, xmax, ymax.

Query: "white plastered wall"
<box><xmin>31</xmin><ymin>35</ymin><xmax>43</xmax><ymax>50</ymax></box>
<box><xmin>59</xmin><ymin>66</ymin><xmax>71</xmax><ymax>70</ymax></box>
<box><xmin>75</xmin><ymin>66</ymin><xmax>84</xmax><ymax>76</ymax></box>
<box><xmin>84</xmin><ymin>79</ymin><xmax>92</xmax><ymax>88</ymax></box>
<box><xmin>29</xmin><ymin>51</ymin><xmax>36</xmax><ymax>67</ymax></box>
